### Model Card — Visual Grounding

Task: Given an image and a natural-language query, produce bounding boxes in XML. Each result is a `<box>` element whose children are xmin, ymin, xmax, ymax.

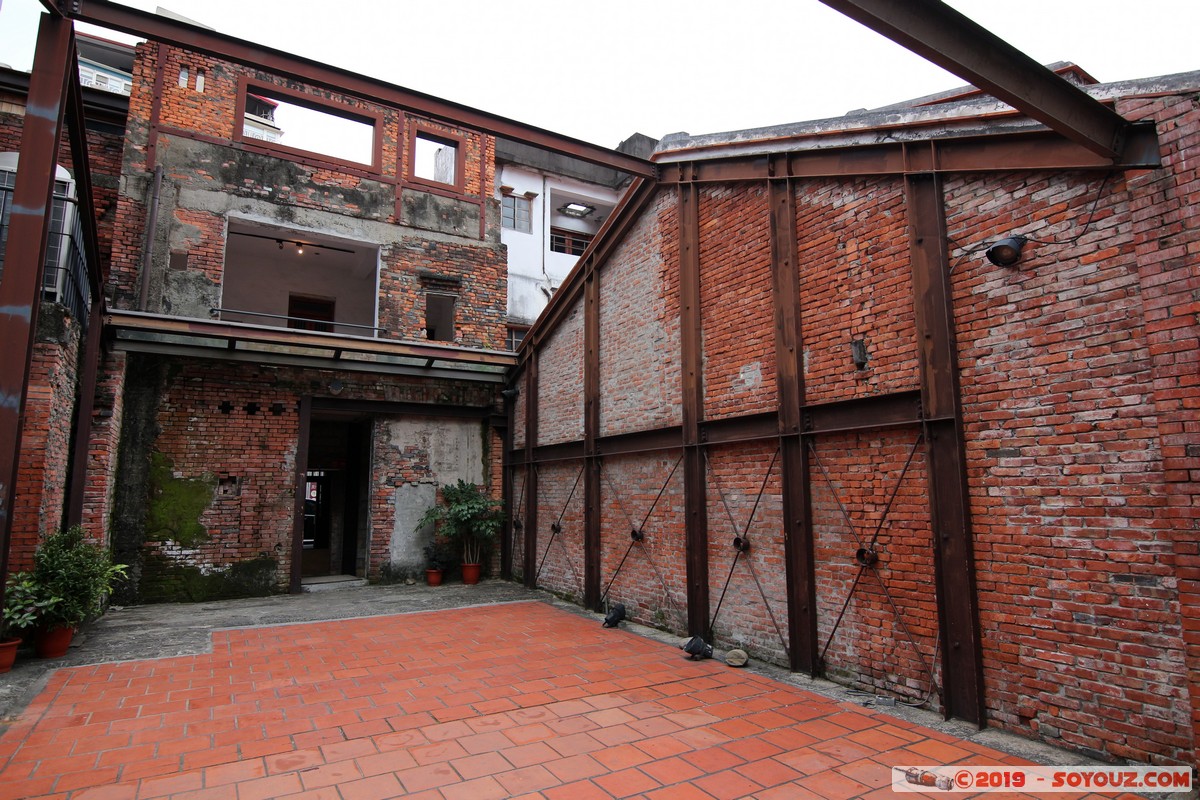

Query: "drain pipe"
<box><xmin>138</xmin><ymin>165</ymin><xmax>163</xmax><ymax>311</ymax></box>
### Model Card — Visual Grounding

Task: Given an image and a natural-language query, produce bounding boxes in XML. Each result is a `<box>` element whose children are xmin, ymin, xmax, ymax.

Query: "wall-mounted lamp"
<box><xmin>986</xmin><ymin>235</ymin><xmax>1027</xmax><ymax>267</ymax></box>
<box><xmin>295</xmin><ymin>241</ymin><xmax>304</xmax><ymax>255</ymax></box>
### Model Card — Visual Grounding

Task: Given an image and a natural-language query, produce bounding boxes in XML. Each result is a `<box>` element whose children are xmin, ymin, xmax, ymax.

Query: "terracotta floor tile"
<box><xmin>593</xmin><ymin>766</ymin><xmax>663</xmax><ymax>798</ymax></box>
<box><xmin>495</xmin><ymin>764</ymin><xmax>562</xmax><ymax>795</ymax></box>
<box><xmin>0</xmin><ymin>601</ymin><xmax>1082</xmax><ymax>800</ymax></box>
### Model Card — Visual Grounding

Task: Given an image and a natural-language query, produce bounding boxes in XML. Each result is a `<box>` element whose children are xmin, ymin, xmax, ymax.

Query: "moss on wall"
<box><xmin>140</xmin><ymin>553</ymin><xmax>279</xmax><ymax>602</ymax></box>
<box><xmin>145</xmin><ymin>451</ymin><xmax>214</xmax><ymax>548</ymax></box>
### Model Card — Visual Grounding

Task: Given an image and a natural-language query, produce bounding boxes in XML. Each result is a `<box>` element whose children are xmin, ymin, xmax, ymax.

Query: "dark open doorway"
<box><xmin>301</xmin><ymin>417</ymin><xmax>370</xmax><ymax>578</ymax></box>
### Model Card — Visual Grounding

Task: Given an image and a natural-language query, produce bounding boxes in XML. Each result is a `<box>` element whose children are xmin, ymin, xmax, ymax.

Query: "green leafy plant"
<box><xmin>33</xmin><ymin>526</ymin><xmax>127</xmax><ymax>630</ymax></box>
<box><xmin>423</xmin><ymin>539</ymin><xmax>455</xmax><ymax>572</ymax></box>
<box><xmin>2</xmin><ymin>572</ymin><xmax>59</xmax><ymax>641</ymax></box>
<box><xmin>416</xmin><ymin>480</ymin><xmax>502</xmax><ymax>565</ymax></box>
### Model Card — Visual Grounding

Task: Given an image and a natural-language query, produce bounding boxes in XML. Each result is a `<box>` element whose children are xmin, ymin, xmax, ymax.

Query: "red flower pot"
<box><xmin>425</xmin><ymin>569</ymin><xmax>443</xmax><ymax>587</ymax></box>
<box><xmin>34</xmin><ymin>625</ymin><xmax>74</xmax><ymax>659</ymax></box>
<box><xmin>0</xmin><ymin>638</ymin><xmax>19</xmax><ymax>673</ymax></box>
<box><xmin>461</xmin><ymin>563</ymin><xmax>482</xmax><ymax>585</ymax></box>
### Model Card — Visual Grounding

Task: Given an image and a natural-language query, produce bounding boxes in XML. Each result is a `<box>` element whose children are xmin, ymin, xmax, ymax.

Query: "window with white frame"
<box><xmin>502</xmin><ymin>194</ymin><xmax>532</xmax><ymax>233</ymax></box>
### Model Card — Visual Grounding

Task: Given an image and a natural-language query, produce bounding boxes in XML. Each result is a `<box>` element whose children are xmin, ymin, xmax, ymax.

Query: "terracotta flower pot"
<box><xmin>34</xmin><ymin>625</ymin><xmax>74</xmax><ymax>659</ymax></box>
<box><xmin>461</xmin><ymin>563</ymin><xmax>482</xmax><ymax>585</ymax></box>
<box><xmin>425</xmin><ymin>568</ymin><xmax>443</xmax><ymax>587</ymax></box>
<box><xmin>0</xmin><ymin>638</ymin><xmax>20</xmax><ymax>673</ymax></box>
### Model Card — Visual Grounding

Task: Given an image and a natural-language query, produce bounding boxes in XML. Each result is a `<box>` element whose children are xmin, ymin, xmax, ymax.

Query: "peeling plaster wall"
<box><xmin>375</xmin><ymin>415</ymin><xmax>486</xmax><ymax>577</ymax></box>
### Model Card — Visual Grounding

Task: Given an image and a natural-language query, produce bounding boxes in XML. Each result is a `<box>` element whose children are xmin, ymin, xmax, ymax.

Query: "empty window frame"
<box><xmin>410</xmin><ymin>127</ymin><xmax>464</xmax><ymax>191</ymax></box>
<box><xmin>550</xmin><ymin>227</ymin><xmax>593</xmax><ymax>256</ymax></box>
<box><xmin>425</xmin><ymin>293</ymin><xmax>456</xmax><ymax>341</ymax></box>
<box><xmin>502</xmin><ymin>194</ymin><xmax>532</xmax><ymax>233</ymax></box>
<box><xmin>236</xmin><ymin>79</ymin><xmax>381</xmax><ymax>169</ymax></box>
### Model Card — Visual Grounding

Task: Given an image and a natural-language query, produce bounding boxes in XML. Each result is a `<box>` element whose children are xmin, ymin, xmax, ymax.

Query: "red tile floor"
<box><xmin>0</xmin><ymin>601</ymin><xmax>1130</xmax><ymax>799</ymax></box>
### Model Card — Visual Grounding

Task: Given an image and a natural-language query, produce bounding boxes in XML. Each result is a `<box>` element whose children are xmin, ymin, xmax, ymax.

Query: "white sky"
<box><xmin>1</xmin><ymin>0</ymin><xmax>1198</xmax><ymax>148</ymax></box>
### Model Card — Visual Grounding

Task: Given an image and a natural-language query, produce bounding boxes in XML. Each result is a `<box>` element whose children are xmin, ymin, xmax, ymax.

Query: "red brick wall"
<box><xmin>532</xmin><ymin>461</ymin><xmax>587</xmax><ymax>602</ymax></box>
<box><xmin>599</xmin><ymin>190</ymin><xmax>681</xmax><ymax>435</ymax></box>
<box><xmin>535</xmin><ymin>304</ymin><xmax>584</xmax><ymax>446</ymax></box>
<box><xmin>83</xmin><ymin>350</ymin><xmax>127</xmax><ymax>541</ymax></box>
<box><xmin>701</xmin><ymin>185</ymin><xmax>775</xmax><ymax>420</ymax></box>
<box><xmin>703</xmin><ymin>443</ymin><xmax>787</xmax><ymax>663</ymax></box>
<box><xmin>10</xmin><ymin>319</ymin><xmax>82</xmax><ymax>570</ymax></box>
<box><xmin>797</xmin><ymin>178</ymin><xmax>919</xmax><ymax>403</ymax></box>
<box><xmin>599</xmin><ymin>452</ymin><xmax>688</xmax><ymax>632</ymax></box>
<box><xmin>518</xmin><ymin>89</ymin><xmax>1200</xmax><ymax>766</ymax></box>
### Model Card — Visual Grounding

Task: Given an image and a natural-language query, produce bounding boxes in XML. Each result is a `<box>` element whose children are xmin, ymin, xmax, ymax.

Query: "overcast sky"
<box><xmin>1</xmin><ymin>0</ymin><xmax>1198</xmax><ymax>148</ymax></box>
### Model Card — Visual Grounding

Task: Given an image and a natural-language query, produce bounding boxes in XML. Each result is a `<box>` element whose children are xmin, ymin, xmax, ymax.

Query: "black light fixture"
<box><xmin>850</xmin><ymin>338</ymin><xmax>869</xmax><ymax>370</ymax></box>
<box><xmin>295</xmin><ymin>241</ymin><xmax>304</xmax><ymax>255</ymax></box>
<box><xmin>559</xmin><ymin>202</ymin><xmax>595</xmax><ymax>218</ymax></box>
<box><xmin>602</xmin><ymin>603</ymin><xmax>626</xmax><ymax>628</ymax></box>
<box><xmin>986</xmin><ymin>235</ymin><xmax>1027</xmax><ymax>267</ymax></box>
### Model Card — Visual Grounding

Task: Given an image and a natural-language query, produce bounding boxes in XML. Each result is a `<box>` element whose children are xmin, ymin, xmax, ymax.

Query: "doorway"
<box><xmin>301</xmin><ymin>417</ymin><xmax>370</xmax><ymax>578</ymax></box>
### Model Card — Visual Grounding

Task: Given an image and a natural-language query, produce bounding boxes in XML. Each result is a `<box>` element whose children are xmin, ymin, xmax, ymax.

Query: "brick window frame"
<box><xmin>232</xmin><ymin>76</ymin><xmax>384</xmax><ymax>174</ymax></box>
<box><xmin>407</xmin><ymin>123</ymin><xmax>467</xmax><ymax>194</ymax></box>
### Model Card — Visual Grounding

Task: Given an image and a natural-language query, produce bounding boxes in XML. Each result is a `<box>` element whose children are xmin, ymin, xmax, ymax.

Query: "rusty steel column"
<box><xmin>289</xmin><ymin>396</ymin><xmax>312</xmax><ymax>594</ymax></box>
<box><xmin>583</xmin><ymin>272</ymin><xmax>602</xmax><ymax>610</ymax></box>
<box><xmin>905</xmin><ymin>172</ymin><xmax>986</xmax><ymax>726</ymax></box>
<box><xmin>768</xmin><ymin>175</ymin><xmax>818</xmax><ymax>674</ymax></box>
<box><xmin>0</xmin><ymin>15</ymin><xmax>73</xmax><ymax>599</ymax></box>
<box><xmin>63</xmin><ymin>60</ymin><xmax>106</xmax><ymax>530</ymax></box>
<box><xmin>678</xmin><ymin>181</ymin><xmax>709</xmax><ymax>638</ymax></box>
<box><xmin>500</xmin><ymin>384</ymin><xmax>516</xmax><ymax>580</ymax></box>
<box><xmin>522</xmin><ymin>356</ymin><xmax>539</xmax><ymax>588</ymax></box>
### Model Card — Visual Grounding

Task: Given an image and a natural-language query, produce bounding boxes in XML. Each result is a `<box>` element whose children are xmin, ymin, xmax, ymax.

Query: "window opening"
<box><xmin>195</xmin><ymin>69</ymin><xmax>205</xmax><ymax>93</ymax></box>
<box><xmin>413</xmin><ymin>133</ymin><xmax>458</xmax><ymax>186</ymax></box>
<box><xmin>241</xmin><ymin>85</ymin><xmax>376</xmax><ymax>166</ymax></box>
<box><xmin>425</xmin><ymin>293</ymin><xmax>456</xmax><ymax>341</ymax></box>
<box><xmin>178</xmin><ymin>66</ymin><xmax>189</xmax><ymax>88</ymax></box>
<box><xmin>502</xmin><ymin>195</ymin><xmax>532</xmax><ymax>233</ymax></box>
<box><xmin>550</xmin><ymin>226</ymin><xmax>593</xmax><ymax>256</ymax></box>
<box><xmin>506</xmin><ymin>326</ymin><xmax>527</xmax><ymax>352</ymax></box>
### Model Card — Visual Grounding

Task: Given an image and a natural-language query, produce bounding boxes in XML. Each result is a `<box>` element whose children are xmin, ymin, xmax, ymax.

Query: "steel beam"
<box><xmin>68</xmin><ymin>0</ymin><xmax>653</xmax><ymax>178</ymax></box>
<box><xmin>821</xmin><ymin>0</ymin><xmax>1132</xmax><ymax>159</ymax></box>
<box><xmin>678</xmin><ymin>183</ymin><xmax>709</xmax><ymax>638</ymax></box>
<box><xmin>63</xmin><ymin>58</ymin><xmax>108</xmax><ymax>528</ymax></box>
<box><xmin>583</xmin><ymin>271</ymin><xmax>601</xmax><ymax>610</ymax></box>
<box><xmin>804</xmin><ymin>390</ymin><xmax>924</xmax><ymax>434</ymax></box>
<box><xmin>657</xmin><ymin>127</ymin><xmax>1160</xmax><ymax>187</ymax></box>
<box><xmin>501</xmin><ymin>385</ymin><xmax>516</xmax><ymax>580</ymax></box>
<box><xmin>0</xmin><ymin>14</ymin><xmax>72</xmax><ymax>601</ymax></box>
<box><xmin>522</xmin><ymin>358</ymin><xmax>539</xmax><ymax>588</ymax></box>
<box><xmin>768</xmin><ymin>175</ymin><xmax>819</xmax><ymax>675</ymax></box>
<box><xmin>906</xmin><ymin>172</ymin><xmax>985</xmax><ymax>726</ymax></box>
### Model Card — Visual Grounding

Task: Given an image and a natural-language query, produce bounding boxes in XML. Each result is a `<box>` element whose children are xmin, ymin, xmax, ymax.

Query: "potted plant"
<box><xmin>31</xmin><ymin>526</ymin><xmax>126</xmax><ymax>658</ymax></box>
<box><xmin>0</xmin><ymin>572</ymin><xmax>58</xmax><ymax>673</ymax></box>
<box><xmin>423</xmin><ymin>540</ymin><xmax>452</xmax><ymax>586</ymax></box>
<box><xmin>416</xmin><ymin>480</ymin><xmax>502</xmax><ymax>586</ymax></box>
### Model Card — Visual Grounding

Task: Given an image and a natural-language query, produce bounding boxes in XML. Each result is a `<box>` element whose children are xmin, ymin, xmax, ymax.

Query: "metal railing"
<box><xmin>210</xmin><ymin>306</ymin><xmax>387</xmax><ymax>336</ymax></box>
<box><xmin>0</xmin><ymin>185</ymin><xmax>93</xmax><ymax>333</ymax></box>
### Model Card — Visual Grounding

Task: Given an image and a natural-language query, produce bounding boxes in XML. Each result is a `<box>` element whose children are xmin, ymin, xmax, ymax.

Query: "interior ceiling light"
<box><xmin>559</xmin><ymin>202</ymin><xmax>595</xmax><ymax>218</ymax></box>
<box><xmin>295</xmin><ymin>241</ymin><xmax>304</xmax><ymax>254</ymax></box>
<box><xmin>986</xmin><ymin>235</ymin><xmax>1027</xmax><ymax>267</ymax></box>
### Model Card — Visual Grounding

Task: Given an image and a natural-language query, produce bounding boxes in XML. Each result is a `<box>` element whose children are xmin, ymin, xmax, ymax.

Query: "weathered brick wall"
<box><xmin>599</xmin><ymin>452</ymin><xmax>688</xmax><ymax>633</ymax></box>
<box><xmin>109</xmin><ymin>41</ymin><xmax>504</xmax><ymax>352</ymax></box>
<box><xmin>535</xmin><ymin>304</ymin><xmax>584</xmax><ymax>446</ymax></box>
<box><xmin>599</xmin><ymin>190</ymin><xmax>680</xmax><ymax>435</ymax></box>
<box><xmin>703</xmin><ymin>443</ymin><xmax>787</xmax><ymax>663</ymax></box>
<box><xmin>83</xmin><ymin>350</ymin><xmax>127</xmax><ymax>541</ymax></box>
<box><xmin>519</xmin><ymin>88</ymin><xmax>1200</xmax><ymax>766</ymax></box>
<box><xmin>798</xmin><ymin>178</ymin><xmax>919</xmax><ymax>403</ymax></box>
<box><xmin>1122</xmin><ymin>92</ymin><xmax>1200</xmax><ymax>764</ymax></box>
<box><xmin>10</xmin><ymin>310</ymin><xmax>82</xmax><ymax>570</ymax></box>
<box><xmin>809</xmin><ymin>429</ymin><xmax>938</xmax><ymax>707</ymax></box>
<box><xmin>121</xmin><ymin>356</ymin><xmax>497</xmax><ymax>599</ymax></box>
<box><xmin>700</xmin><ymin>185</ymin><xmax>775</xmax><ymax>420</ymax></box>
<box><xmin>532</xmin><ymin>460</ymin><xmax>587</xmax><ymax>603</ymax></box>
